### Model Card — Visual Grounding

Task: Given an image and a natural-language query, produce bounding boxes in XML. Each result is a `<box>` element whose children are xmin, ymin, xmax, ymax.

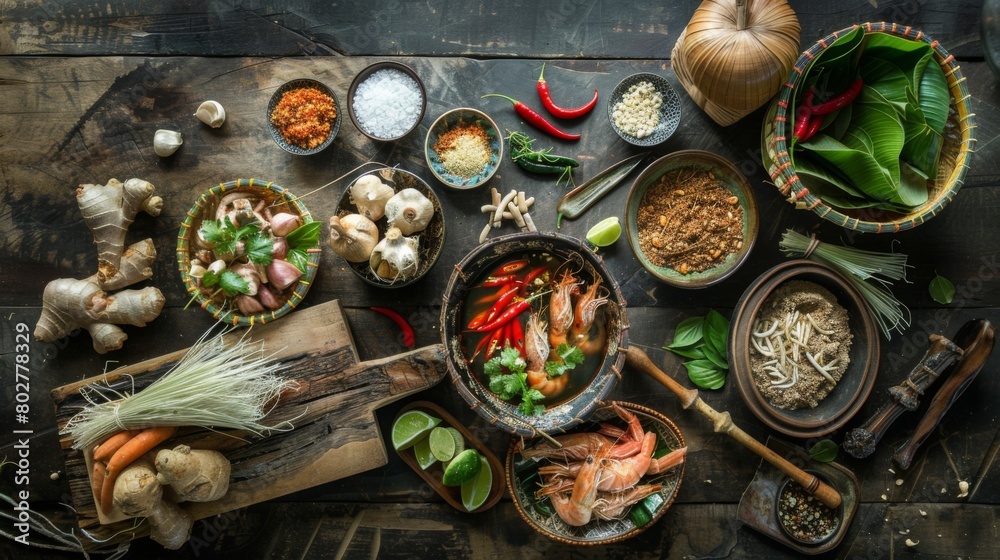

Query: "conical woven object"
<box><xmin>672</xmin><ymin>0</ymin><xmax>800</xmax><ymax>126</ymax></box>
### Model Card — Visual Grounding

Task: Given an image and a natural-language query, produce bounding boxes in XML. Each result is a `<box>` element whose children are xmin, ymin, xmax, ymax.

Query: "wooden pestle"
<box><xmin>894</xmin><ymin>319</ymin><xmax>995</xmax><ymax>469</ymax></box>
<box><xmin>625</xmin><ymin>347</ymin><xmax>843</xmax><ymax>509</ymax></box>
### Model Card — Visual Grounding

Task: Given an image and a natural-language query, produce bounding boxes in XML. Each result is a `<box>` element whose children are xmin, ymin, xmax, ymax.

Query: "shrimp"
<box><xmin>546</xmin><ymin>451</ymin><xmax>604</xmax><ymax>526</ymax></box>
<box><xmin>569</xmin><ymin>276</ymin><xmax>608</xmax><ymax>347</ymax></box>
<box><xmin>591</xmin><ymin>485</ymin><xmax>663</xmax><ymax>521</ymax></box>
<box><xmin>525</xmin><ymin>313</ymin><xmax>568</xmax><ymax>398</ymax></box>
<box><xmin>548</xmin><ymin>271</ymin><xmax>579</xmax><ymax>349</ymax></box>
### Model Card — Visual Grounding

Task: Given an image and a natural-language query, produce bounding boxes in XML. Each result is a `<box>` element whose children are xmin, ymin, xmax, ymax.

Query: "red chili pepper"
<box><xmin>511</xmin><ymin>316</ymin><xmax>526</xmax><ymax>359</ymax></box>
<box><xmin>799</xmin><ymin>115</ymin><xmax>824</xmax><ymax>143</ymax></box>
<box><xmin>473</xmin><ymin>300</ymin><xmax>532</xmax><ymax>332</ymax></box>
<box><xmin>370</xmin><ymin>307</ymin><xmax>415</xmax><ymax>348</ymax></box>
<box><xmin>793</xmin><ymin>89</ymin><xmax>815</xmax><ymax>140</ymax></box>
<box><xmin>536</xmin><ymin>63</ymin><xmax>599</xmax><ymax>119</ymax></box>
<box><xmin>486</xmin><ymin>287</ymin><xmax>521</xmax><ymax>322</ymax></box>
<box><xmin>482</xmin><ymin>94</ymin><xmax>581</xmax><ymax>141</ymax></box>
<box><xmin>519</xmin><ymin>265</ymin><xmax>549</xmax><ymax>295</ymax></box>
<box><xmin>481</xmin><ymin>274</ymin><xmax>519</xmax><ymax>288</ymax></box>
<box><xmin>467</xmin><ymin>308</ymin><xmax>490</xmax><ymax>330</ymax></box>
<box><xmin>486</xmin><ymin>327</ymin><xmax>504</xmax><ymax>357</ymax></box>
<box><xmin>811</xmin><ymin>78</ymin><xmax>863</xmax><ymax>115</ymax></box>
<box><xmin>490</xmin><ymin>259</ymin><xmax>529</xmax><ymax>276</ymax></box>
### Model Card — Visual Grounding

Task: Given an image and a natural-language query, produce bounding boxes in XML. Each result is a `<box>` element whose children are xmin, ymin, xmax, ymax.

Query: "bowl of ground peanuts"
<box><xmin>267</xmin><ymin>78</ymin><xmax>342</xmax><ymax>156</ymax></box>
<box><xmin>425</xmin><ymin>108</ymin><xmax>503</xmax><ymax>190</ymax></box>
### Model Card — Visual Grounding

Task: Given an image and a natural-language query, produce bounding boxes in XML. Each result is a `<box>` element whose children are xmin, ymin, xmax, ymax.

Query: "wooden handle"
<box><xmin>625</xmin><ymin>346</ymin><xmax>843</xmax><ymax>509</ymax></box>
<box><xmin>894</xmin><ymin>320</ymin><xmax>995</xmax><ymax>469</ymax></box>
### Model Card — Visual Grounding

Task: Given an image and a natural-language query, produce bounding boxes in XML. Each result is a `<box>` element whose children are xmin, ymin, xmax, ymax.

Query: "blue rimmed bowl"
<box><xmin>425</xmin><ymin>108</ymin><xmax>503</xmax><ymax>189</ymax></box>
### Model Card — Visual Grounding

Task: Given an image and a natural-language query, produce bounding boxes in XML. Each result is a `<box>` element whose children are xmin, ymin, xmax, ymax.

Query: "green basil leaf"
<box><xmin>703</xmin><ymin>343</ymin><xmax>729</xmax><ymax>370</ymax></box>
<box><xmin>666</xmin><ymin>344</ymin><xmax>706</xmax><ymax>360</ymax></box>
<box><xmin>703</xmin><ymin>309</ymin><xmax>730</xmax><ymax>365</ymax></box>
<box><xmin>286</xmin><ymin>221</ymin><xmax>322</xmax><ymax>250</ymax></box>
<box><xmin>808</xmin><ymin>440</ymin><xmax>839</xmax><ymax>462</ymax></box>
<box><xmin>929</xmin><ymin>274</ymin><xmax>955</xmax><ymax>304</ymax></box>
<box><xmin>684</xmin><ymin>359</ymin><xmax>726</xmax><ymax>390</ymax></box>
<box><xmin>285</xmin><ymin>248</ymin><xmax>309</xmax><ymax>274</ymax></box>
<box><xmin>667</xmin><ymin>316</ymin><xmax>704</xmax><ymax>349</ymax></box>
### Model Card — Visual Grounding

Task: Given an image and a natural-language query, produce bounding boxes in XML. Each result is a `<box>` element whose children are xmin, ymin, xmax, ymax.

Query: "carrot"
<box><xmin>91</xmin><ymin>460</ymin><xmax>107</xmax><ymax>510</ymax></box>
<box><xmin>99</xmin><ymin>426</ymin><xmax>176</xmax><ymax>514</ymax></box>
<box><xmin>92</xmin><ymin>430</ymin><xmax>137</xmax><ymax>463</ymax></box>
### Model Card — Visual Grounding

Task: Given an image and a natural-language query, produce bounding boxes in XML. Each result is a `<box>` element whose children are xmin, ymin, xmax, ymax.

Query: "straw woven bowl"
<box><xmin>177</xmin><ymin>178</ymin><xmax>321</xmax><ymax>326</ymax></box>
<box><xmin>762</xmin><ymin>22</ymin><xmax>976</xmax><ymax>233</ymax></box>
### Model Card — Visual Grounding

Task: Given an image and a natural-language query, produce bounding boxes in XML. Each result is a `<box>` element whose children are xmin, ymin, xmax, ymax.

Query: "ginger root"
<box><xmin>155</xmin><ymin>445</ymin><xmax>231</xmax><ymax>502</ymax></box>
<box><xmin>112</xmin><ymin>456</ymin><xmax>194</xmax><ymax>550</ymax></box>
<box><xmin>34</xmin><ymin>178</ymin><xmax>165</xmax><ymax>354</ymax></box>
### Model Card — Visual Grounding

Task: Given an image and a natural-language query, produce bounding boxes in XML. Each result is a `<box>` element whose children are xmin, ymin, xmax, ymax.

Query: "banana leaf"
<box><xmin>919</xmin><ymin>57</ymin><xmax>950</xmax><ymax>133</ymax></box>
<box><xmin>862</xmin><ymin>33</ymin><xmax>933</xmax><ymax>90</ymax></box>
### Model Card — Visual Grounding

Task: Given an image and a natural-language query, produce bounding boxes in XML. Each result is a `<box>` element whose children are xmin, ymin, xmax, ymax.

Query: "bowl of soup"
<box><xmin>441</xmin><ymin>232</ymin><xmax>628</xmax><ymax>436</ymax></box>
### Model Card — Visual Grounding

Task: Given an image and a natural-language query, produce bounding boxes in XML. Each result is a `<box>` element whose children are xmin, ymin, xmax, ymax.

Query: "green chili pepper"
<box><xmin>508</xmin><ymin>131</ymin><xmax>580</xmax><ymax>170</ymax></box>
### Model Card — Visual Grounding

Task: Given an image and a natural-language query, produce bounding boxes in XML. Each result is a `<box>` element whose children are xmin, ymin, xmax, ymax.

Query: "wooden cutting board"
<box><xmin>50</xmin><ymin>300</ymin><xmax>448</xmax><ymax>549</ymax></box>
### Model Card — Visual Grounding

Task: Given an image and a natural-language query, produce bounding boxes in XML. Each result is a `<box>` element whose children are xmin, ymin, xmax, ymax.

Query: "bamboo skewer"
<box><xmin>625</xmin><ymin>347</ymin><xmax>843</xmax><ymax>509</ymax></box>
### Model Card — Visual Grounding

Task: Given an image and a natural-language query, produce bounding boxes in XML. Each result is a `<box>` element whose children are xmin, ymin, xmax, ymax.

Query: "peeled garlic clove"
<box><xmin>153</xmin><ymin>129</ymin><xmax>183</xmax><ymax>157</ymax></box>
<box><xmin>194</xmin><ymin>100</ymin><xmax>226</xmax><ymax>128</ymax></box>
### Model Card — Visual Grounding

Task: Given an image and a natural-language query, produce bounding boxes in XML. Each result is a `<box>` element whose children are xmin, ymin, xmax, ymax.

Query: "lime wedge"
<box><xmin>392</xmin><ymin>410</ymin><xmax>440</xmax><ymax>451</ymax></box>
<box><xmin>413</xmin><ymin>435</ymin><xmax>437</xmax><ymax>470</ymax></box>
<box><xmin>442</xmin><ymin>449</ymin><xmax>483</xmax><ymax>487</ymax></box>
<box><xmin>446</xmin><ymin>427</ymin><xmax>466</xmax><ymax>456</ymax></box>
<box><xmin>429</xmin><ymin>426</ymin><xmax>457</xmax><ymax>462</ymax></box>
<box><xmin>586</xmin><ymin>217</ymin><xmax>622</xmax><ymax>247</ymax></box>
<box><xmin>461</xmin><ymin>454</ymin><xmax>493</xmax><ymax>511</ymax></box>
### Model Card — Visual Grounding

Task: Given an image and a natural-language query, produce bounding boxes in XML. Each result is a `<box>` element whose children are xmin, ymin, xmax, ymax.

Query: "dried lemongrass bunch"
<box><xmin>672</xmin><ymin>0</ymin><xmax>800</xmax><ymax>126</ymax></box>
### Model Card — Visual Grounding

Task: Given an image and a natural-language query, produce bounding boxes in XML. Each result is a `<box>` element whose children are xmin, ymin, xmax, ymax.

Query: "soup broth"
<box><xmin>458</xmin><ymin>250</ymin><xmax>609</xmax><ymax>408</ymax></box>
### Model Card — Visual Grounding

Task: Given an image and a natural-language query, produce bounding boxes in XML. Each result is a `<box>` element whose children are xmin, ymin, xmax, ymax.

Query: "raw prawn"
<box><xmin>548</xmin><ymin>271</ymin><xmax>579</xmax><ymax>349</ymax></box>
<box><xmin>591</xmin><ymin>484</ymin><xmax>663</xmax><ymax>521</ymax></box>
<box><xmin>524</xmin><ymin>313</ymin><xmax>568</xmax><ymax>397</ymax></box>
<box><xmin>539</xmin><ymin>434</ymin><xmax>687</xmax><ymax>492</ymax></box>
<box><xmin>542</xmin><ymin>451</ymin><xmax>604</xmax><ymax>526</ymax></box>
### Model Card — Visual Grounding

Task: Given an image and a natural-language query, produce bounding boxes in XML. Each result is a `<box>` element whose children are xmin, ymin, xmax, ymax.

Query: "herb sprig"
<box><xmin>664</xmin><ymin>310</ymin><xmax>730</xmax><ymax>390</ymax></box>
<box><xmin>484</xmin><ymin>347</ymin><xmax>545</xmax><ymax>416</ymax></box>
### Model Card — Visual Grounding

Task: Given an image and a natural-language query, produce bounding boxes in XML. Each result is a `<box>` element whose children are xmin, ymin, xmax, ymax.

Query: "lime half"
<box><xmin>461</xmin><ymin>454</ymin><xmax>493</xmax><ymax>511</ymax></box>
<box><xmin>429</xmin><ymin>426</ymin><xmax>457</xmax><ymax>462</ymax></box>
<box><xmin>392</xmin><ymin>410</ymin><xmax>441</xmax><ymax>451</ymax></box>
<box><xmin>442</xmin><ymin>449</ymin><xmax>483</xmax><ymax>487</ymax></box>
<box><xmin>446</xmin><ymin>427</ymin><xmax>465</xmax><ymax>456</ymax></box>
<box><xmin>412</xmin><ymin>435</ymin><xmax>437</xmax><ymax>470</ymax></box>
<box><xmin>586</xmin><ymin>216</ymin><xmax>622</xmax><ymax>247</ymax></box>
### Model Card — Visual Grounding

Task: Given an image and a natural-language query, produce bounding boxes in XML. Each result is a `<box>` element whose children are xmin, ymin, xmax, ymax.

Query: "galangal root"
<box><xmin>34</xmin><ymin>178</ymin><xmax>165</xmax><ymax>354</ymax></box>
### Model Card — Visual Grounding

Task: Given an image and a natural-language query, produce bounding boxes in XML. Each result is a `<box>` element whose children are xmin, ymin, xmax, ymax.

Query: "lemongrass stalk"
<box><xmin>62</xmin><ymin>328</ymin><xmax>297</xmax><ymax>451</ymax></box>
<box><xmin>779</xmin><ymin>229</ymin><xmax>911</xmax><ymax>338</ymax></box>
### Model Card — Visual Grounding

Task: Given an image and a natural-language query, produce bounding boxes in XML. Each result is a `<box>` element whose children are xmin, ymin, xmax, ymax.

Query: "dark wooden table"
<box><xmin>2</xmin><ymin>1</ymin><xmax>999</xmax><ymax>558</ymax></box>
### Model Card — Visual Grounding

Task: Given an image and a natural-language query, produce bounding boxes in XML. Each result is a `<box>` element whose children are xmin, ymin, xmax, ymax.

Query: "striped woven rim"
<box><xmin>176</xmin><ymin>178</ymin><xmax>321</xmax><ymax>327</ymax></box>
<box><xmin>764</xmin><ymin>22</ymin><xmax>976</xmax><ymax>233</ymax></box>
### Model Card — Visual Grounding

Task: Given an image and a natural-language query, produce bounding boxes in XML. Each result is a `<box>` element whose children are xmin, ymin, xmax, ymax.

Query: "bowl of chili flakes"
<box><xmin>267</xmin><ymin>78</ymin><xmax>342</xmax><ymax>156</ymax></box>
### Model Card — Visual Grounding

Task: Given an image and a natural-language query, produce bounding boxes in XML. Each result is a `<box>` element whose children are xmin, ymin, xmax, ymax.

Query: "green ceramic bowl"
<box><xmin>625</xmin><ymin>150</ymin><xmax>758</xmax><ymax>288</ymax></box>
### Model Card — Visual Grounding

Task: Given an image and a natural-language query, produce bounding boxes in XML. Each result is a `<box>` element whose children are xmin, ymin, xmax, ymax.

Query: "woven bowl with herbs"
<box><xmin>762</xmin><ymin>22</ymin><xmax>975</xmax><ymax>233</ymax></box>
<box><xmin>177</xmin><ymin>179</ymin><xmax>322</xmax><ymax>326</ymax></box>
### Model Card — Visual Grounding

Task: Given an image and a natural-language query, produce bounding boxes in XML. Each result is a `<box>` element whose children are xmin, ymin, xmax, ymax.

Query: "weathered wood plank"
<box><xmin>0</xmin><ymin>1</ymin><xmax>988</xmax><ymax>59</ymax></box>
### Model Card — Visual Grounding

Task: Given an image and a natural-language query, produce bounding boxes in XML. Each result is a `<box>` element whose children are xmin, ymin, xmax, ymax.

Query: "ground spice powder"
<box><xmin>636</xmin><ymin>166</ymin><xmax>744</xmax><ymax>275</ymax></box>
<box><xmin>271</xmin><ymin>87</ymin><xmax>338</xmax><ymax>149</ymax></box>
<box><xmin>433</xmin><ymin>123</ymin><xmax>491</xmax><ymax>179</ymax></box>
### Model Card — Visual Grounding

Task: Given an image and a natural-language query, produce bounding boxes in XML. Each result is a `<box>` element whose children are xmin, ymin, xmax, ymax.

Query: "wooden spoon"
<box><xmin>625</xmin><ymin>346</ymin><xmax>843</xmax><ymax>509</ymax></box>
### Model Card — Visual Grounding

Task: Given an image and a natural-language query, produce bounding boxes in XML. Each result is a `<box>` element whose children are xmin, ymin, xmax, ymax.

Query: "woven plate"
<box><xmin>607</xmin><ymin>73</ymin><xmax>682</xmax><ymax>147</ymax></box>
<box><xmin>177</xmin><ymin>178</ymin><xmax>321</xmax><ymax>326</ymax></box>
<box><xmin>762</xmin><ymin>22</ymin><xmax>976</xmax><ymax>233</ymax></box>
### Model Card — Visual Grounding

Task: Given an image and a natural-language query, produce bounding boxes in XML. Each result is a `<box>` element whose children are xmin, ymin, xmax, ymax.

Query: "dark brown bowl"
<box><xmin>441</xmin><ymin>232</ymin><xmax>628</xmax><ymax>437</ymax></box>
<box><xmin>347</xmin><ymin>61</ymin><xmax>426</xmax><ymax>141</ymax></box>
<box><xmin>506</xmin><ymin>401</ymin><xmax>685</xmax><ymax>545</ymax></box>
<box><xmin>728</xmin><ymin>260</ymin><xmax>880</xmax><ymax>438</ymax></box>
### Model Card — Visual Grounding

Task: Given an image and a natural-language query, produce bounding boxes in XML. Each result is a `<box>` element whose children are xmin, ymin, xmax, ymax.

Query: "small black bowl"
<box><xmin>267</xmin><ymin>78</ymin><xmax>342</xmax><ymax>155</ymax></box>
<box><xmin>776</xmin><ymin>470</ymin><xmax>843</xmax><ymax>545</ymax></box>
<box><xmin>347</xmin><ymin>61</ymin><xmax>426</xmax><ymax>142</ymax></box>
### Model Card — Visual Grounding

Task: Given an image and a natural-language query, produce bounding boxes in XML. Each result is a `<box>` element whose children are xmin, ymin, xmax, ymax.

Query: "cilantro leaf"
<box><xmin>245</xmin><ymin>233</ymin><xmax>274</xmax><ymax>265</ymax></box>
<box><xmin>201</xmin><ymin>270</ymin><xmax>221</xmax><ymax>288</ymax></box>
<box><xmin>219</xmin><ymin>269</ymin><xmax>250</xmax><ymax>297</ymax></box>
<box><xmin>483</xmin><ymin>357</ymin><xmax>503</xmax><ymax>378</ymax></box>
<box><xmin>544</xmin><ymin>343</ymin><xmax>585</xmax><ymax>378</ymax></box>
<box><xmin>482</xmin><ymin>347</ymin><xmax>544</xmax><ymax>415</ymax></box>
<box><xmin>199</xmin><ymin>219</ymin><xmax>230</xmax><ymax>245</ymax></box>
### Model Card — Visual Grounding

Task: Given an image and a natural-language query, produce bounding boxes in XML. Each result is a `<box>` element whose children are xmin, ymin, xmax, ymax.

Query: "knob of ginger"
<box><xmin>112</xmin><ymin>457</ymin><xmax>194</xmax><ymax>550</ymax></box>
<box><xmin>155</xmin><ymin>445</ymin><xmax>231</xmax><ymax>502</ymax></box>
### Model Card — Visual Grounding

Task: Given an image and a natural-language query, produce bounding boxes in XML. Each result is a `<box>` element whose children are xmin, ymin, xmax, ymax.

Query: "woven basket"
<box><xmin>762</xmin><ymin>22</ymin><xmax>976</xmax><ymax>233</ymax></box>
<box><xmin>176</xmin><ymin>178</ymin><xmax>321</xmax><ymax>326</ymax></box>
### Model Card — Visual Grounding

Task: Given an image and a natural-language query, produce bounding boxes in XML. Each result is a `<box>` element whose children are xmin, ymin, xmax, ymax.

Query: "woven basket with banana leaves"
<box><xmin>762</xmin><ymin>22</ymin><xmax>976</xmax><ymax>233</ymax></box>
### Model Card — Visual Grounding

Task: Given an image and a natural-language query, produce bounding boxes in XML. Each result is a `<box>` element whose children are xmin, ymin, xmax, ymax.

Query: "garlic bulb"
<box><xmin>194</xmin><ymin>100</ymin><xmax>226</xmax><ymax>128</ymax></box>
<box><xmin>350</xmin><ymin>175</ymin><xmax>395</xmax><ymax>221</ymax></box>
<box><xmin>672</xmin><ymin>0</ymin><xmax>800</xmax><ymax>126</ymax></box>
<box><xmin>384</xmin><ymin>188</ymin><xmax>434</xmax><ymax>235</ymax></box>
<box><xmin>370</xmin><ymin>227</ymin><xmax>420</xmax><ymax>281</ymax></box>
<box><xmin>329</xmin><ymin>214</ymin><xmax>380</xmax><ymax>263</ymax></box>
<box><xmin>153</xmin><ymin>129</ymin><xmax>183</xmax><ymax>157</ymax></box>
